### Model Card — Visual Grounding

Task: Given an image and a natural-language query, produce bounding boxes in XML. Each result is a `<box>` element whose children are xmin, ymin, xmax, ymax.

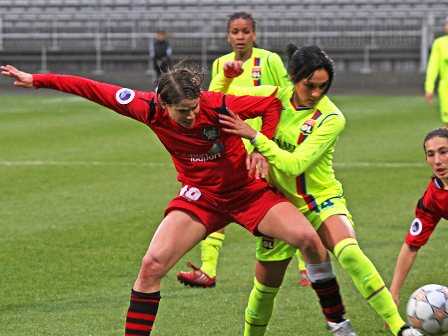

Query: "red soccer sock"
<box><xmin>125</xmin><ymin>289</ymin><xmax>161</xmax><ymax>336</ymax></box>
<box><xmin>311</xmin><ymin>277</ymin><xmax>346</xmax><ymax>323</ymax></box>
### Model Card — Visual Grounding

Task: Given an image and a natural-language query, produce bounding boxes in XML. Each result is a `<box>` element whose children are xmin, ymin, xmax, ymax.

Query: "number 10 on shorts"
<box><xmin>179</xmin><ymin>185</ymin><xmax>202</xmax><ymax>201</ymax></box>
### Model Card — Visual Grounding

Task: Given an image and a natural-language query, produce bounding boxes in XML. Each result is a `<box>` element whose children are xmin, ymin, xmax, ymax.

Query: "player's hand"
<box><xmin>0</xmin><ymin>65</ymin><xmax>34</xmax><ymax>88</ymax></box>
<box><xmin>219</xmin><ymin>109</ymin><xmax>257</xmax><ymax>140</ymax></box>
<box><xmin>246</xmin><ymin>150</ymin><xmax>269</xmax><ymax>179</ymax></box>
<box><xmin>425</xmin><ymin>92</ymin><xmax>433</xmax><ymax>104</ymax></box>
<box><xmin>223</xmin><ymin>61</ymin><xmax>243</xmax><ymax>78</ymax></box>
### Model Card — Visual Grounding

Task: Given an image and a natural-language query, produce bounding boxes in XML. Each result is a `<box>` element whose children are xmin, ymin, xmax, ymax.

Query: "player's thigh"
<box><xmin>257</xmin><ymin>202</ymin><xmax>316</xmax><ymax>247</ymax></box>
<box><xmin>146</xmin><ymin>209</ymin><xmax>207</xmax><ymax>271</ymax></box>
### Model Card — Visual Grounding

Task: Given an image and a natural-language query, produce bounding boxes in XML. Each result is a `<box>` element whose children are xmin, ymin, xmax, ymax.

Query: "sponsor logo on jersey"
<box><xmin>273</xmin><ymin>138</ymin><xmax>296</xmax><ymax>153</ymax></box>
<box><xmin>174</xmin><ymin>151</ymin><xmax>222</xmax><ymax>162</ymax></box>
<box><xmin>300</xmin><ymin>119</ymin><xmax>316</xmax><ymax>135</ymax></box>
<box><xmin>252</xmin><ymin>67</ymin><xmax>261</xmax><ymax>79</ymax></box>
<box><xmin>115</xmin><ymin>88</ymin><xmax>135</xmax><ymax>104</ymax></box>
<box><xmin>202</xmin><ymin>125</ymin><xmax>220</xmax><ymax>141</ymax></box>
<box><xmin>262</xmin><ymin>236</ymin><xmax>274</xmax><ymax>249</ymax></box>
<box><xmin>409</xmin><ymin>218</ymin><xmax>423</xmax><ymax>236</ymax></box>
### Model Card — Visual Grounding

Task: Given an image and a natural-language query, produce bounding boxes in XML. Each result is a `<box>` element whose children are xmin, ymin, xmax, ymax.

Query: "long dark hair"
<box><xmin>424</xmin><ymin>127</ymin><xmax>448</xmax><ymax>151</ymax></box>
<box><xmin>155</xmin><ymin>65</ymin><xmax>204</xmax><ymax>105</ymax></box>
<box><xmin>286</xmin><ymin>44</ymin><xmax>335</xmax><ymax>94</ymax></box>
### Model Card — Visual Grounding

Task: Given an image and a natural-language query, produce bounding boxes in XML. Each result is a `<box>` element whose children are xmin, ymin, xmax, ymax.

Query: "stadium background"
<box><xmin>0</xmin><ymin>0</ymin><xmax>447</xmax><ymax>94</ymax></box>
<box><xmin>2</xmin><ymin>2</ymin><xmax>448</xmax><ymax>335</ymax></box>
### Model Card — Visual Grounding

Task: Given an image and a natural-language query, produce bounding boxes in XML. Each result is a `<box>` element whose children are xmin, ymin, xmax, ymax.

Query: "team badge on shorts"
<box><xmin>252</xmin><ymin>67</ymin><xmax>261</xmax><ymax>79</ymax></box>
<box><xmin>300</xmin><ymin>119</ymin><xmax>316</xmax><ymax>135</ymax></box>
<box><xmin>115</xmin><ymin>88</ymin><xmax>135</xmax><ymax>104</ymax></box>
<box><xmin>409</xmin><ymin>218</ymin><xmax>423</xmax><ymax>236</ymax></box>
<box><xmin>202</xmin><ymin>125</ymin><xmax>220</xmax><ymax>141</ymax></box>
<box><xmin>262</xmin><ymin>236</ymin><xmax>274</xmax><ymax>249</ymax></box>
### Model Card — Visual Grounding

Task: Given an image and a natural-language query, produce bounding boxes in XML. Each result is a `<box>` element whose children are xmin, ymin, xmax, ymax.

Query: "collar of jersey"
<box><xmin>289</xmin><ymin>98</ymin><xmax>313</xmax><ymax>111</ymax></box>
<box><xmin>433</xmin><ymin>177</ymin><xmax>447</xmax><ymax>190</ymax></box>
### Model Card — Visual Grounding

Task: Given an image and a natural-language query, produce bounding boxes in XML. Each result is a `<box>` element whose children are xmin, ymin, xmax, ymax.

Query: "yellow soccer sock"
<box><xmin>200</xmin><ymin>232</ymin><xmax>225</xmax><ymax>278</ymax></box>
<box><xmin>334</xmin><ymin>238</ymin><xmax>405</xmax><ymax>335</ymax></box>
<box><xmin>296</xmin><ymin>250</ymin><xmax>307</xmax><ymax>272</ymax></box>
<box><xmin>244</xmin><ymin>277</ymin><xmax>280</xmax><ymax>336</ymax></box>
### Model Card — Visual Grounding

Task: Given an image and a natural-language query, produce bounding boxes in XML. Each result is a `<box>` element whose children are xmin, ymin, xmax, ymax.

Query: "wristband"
<box><xmin>250</xmin><ymin>131</ymin><xmax>259</xmax><ymax>144</ymax></box>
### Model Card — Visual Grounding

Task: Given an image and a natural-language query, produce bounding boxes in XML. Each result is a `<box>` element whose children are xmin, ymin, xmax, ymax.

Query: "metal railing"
<box><xmin>0</xmin><ymin>11</ymin><xmax>444</xmax><ymax>74</ymax></box>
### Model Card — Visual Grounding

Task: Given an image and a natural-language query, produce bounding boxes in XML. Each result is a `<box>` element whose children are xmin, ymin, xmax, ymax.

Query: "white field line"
<box><xmin>40</xmin><ymin>97</ymin><xmax>86</xmax><ymax>104</ymax></box>
<box><xmin>0</xmin><ymin>160</ymin><xmax>426</xmax><ymax>168</ymax></box>
<box><xmin>0</xmin><ymin>160</ymin><xmax>168</xmax><ymax>167</ymax></box>
<box><xmin>334</xmin><ymin>162</ymin><xmax>426</xmax><ymax>168</ymax></box>
<box><xmin>0</xmin><ymin>97</ymin><xmax>86</xmax><ymax>114</ymax></box>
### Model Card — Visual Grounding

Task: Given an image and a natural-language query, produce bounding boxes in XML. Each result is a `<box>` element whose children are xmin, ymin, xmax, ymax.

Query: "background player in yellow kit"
<box><xmin>425</xmin><ymin>16</ymin><xmax>448</xmax><ymax>127</ymax></box>
<box><xmin>214</xmin><ymin>44</ymin><xmax>422</xmax><ymax>336</ymax></box>
<box><xmin>177</xmin><ymin>11</ymin><xmax>311</xmax><ymax>288</ymax></box>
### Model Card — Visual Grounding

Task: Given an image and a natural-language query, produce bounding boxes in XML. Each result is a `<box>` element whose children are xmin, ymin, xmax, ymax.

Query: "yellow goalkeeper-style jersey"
<box><xmin>209</xmin><ymin>47</ymin><xmax>290</xmax><ymax>151</ymax></box>
<box><xmin>210</xmin><ymin>47</ymin><xmax>290</xmax><ymax>88</ymax></box>
<box><xmin>210</xmin><ymin>75</ymin><xmax>345</xmax><ymax>212</ymax></box>
<box><xmin>425</xmin><ymin>35</ymin><xmax>448</xmax><ymax>94</ymax></box>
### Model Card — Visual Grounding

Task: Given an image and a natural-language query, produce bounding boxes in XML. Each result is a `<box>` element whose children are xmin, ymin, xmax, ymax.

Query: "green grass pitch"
<box><xmin>1</xmin><ymin>93</ymin><xmax>447</xmax><ymax>335</ymax></box>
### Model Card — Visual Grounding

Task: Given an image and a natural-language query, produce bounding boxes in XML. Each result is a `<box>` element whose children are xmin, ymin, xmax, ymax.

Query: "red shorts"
<box><xmin>165</xmin><ymin>180</ymin><xmax>289</xmax><ymax>236</ymax></box>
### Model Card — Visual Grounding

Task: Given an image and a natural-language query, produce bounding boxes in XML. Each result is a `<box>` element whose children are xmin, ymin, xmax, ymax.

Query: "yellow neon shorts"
<box><xmin>256</xmin><ymin>196</ymin><xmax>354</xmax><ymax>261</ymax></box>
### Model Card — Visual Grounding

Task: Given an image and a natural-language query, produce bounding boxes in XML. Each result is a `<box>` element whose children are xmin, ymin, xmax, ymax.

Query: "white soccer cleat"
<box><xmin>327</xmin><ymin>319</ymin><xmax>357</xmax><ymax>336</ymax></box>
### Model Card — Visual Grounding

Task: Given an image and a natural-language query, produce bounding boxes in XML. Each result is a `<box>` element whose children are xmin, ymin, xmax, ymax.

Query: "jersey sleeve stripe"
<box><xmin>318</xmin><ymin>113</ymin><xmax>341</xmax><ymax>127</ymax></box>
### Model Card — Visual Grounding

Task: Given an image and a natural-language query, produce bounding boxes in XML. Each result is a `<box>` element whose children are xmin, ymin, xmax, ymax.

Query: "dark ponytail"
<box><xmin>286</xmin><ymin>44</ymin><xmax>335</xmax><ymax>94</ymax></box>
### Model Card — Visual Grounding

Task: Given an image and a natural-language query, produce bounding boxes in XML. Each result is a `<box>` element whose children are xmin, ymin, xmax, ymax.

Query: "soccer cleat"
<box><xmin>397</xmin><ymin>324</ymin><xmax>423</xmax><ymax>336</ymax></box>
<box><xmin>327</xmin><ymin>319</ymin><xmax>357</xmax><ymax>336</ymax></box>
<box><xmin>298</xmin><ymin>270</ymin><xmax>311</xmax><ymax>287</ymax></box>
<box><xmin>177</xmin><ymin>262</ymin><xmax>216</xmax><ymax>288</ymax></box>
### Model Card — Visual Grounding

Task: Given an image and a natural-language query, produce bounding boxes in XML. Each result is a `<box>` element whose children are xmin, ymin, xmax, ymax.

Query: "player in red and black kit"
<box><xmin>390</xmin><ymin>128</ymin><xmax>448</xmax><ymax>307</ymax></box>
<box><xmin>1</xmin><ymin>64</ymin><xmax>351</xmax><ymax>335</ymax></box>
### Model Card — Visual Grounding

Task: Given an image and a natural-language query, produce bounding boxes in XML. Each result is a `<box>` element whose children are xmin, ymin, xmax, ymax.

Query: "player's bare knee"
<box><xmin>298</xmin><ymin>230</ymin><xmax>320</xmax><ymax>248</ymax></box>
<box><xmin>139</xmin><ymin>254</ymin><xmax>166</xmax><ymax>280</ymax></box>
<box><xmin>293</xmin><ymin>233</ymin><xmax>323</xmax><ymax>258</ymax></box>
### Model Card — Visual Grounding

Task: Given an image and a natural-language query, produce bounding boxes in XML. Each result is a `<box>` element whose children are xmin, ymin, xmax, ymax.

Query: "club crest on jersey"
<box><xmin>202</xmin><ymin>125</ymin><xmax>220</xmax><ymax>141</ymax></box>
<box><xmin>252</xmin><ymin>67</ymin><xmax>261</xmax><ymax>79</ymax></box>
<box><xmin>300</xmin><ymin>119</ymin><xmax>316</xmax><ymax>135</ymax></box>
<box><xmin>262</xmin><ymin>236</ymin><xmax>274</xmax><ymax>249</ymax></box>
<box><xmin>115</xmin><ymin>88</ymin><xmax>135</xmax><ymax>104</ymax></box>
<box><xmin>409</xmin><ymin>218</ymin><xmax>423</xmax><ymax>236</ymax></box>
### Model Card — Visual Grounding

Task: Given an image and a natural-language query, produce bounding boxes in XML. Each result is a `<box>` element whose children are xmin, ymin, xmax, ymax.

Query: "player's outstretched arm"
<box><xmin>389</xmin><ymin>242</ymin><xmax>419</xmax><ymax>306</ymax></box>
<box><xmin>0</xmin><ymin>65</ymin><xmax>34</xmax><ymax>88</ymax></box>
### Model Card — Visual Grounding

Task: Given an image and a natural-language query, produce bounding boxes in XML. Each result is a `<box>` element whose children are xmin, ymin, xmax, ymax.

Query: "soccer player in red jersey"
<box><xmin>390</xmin><ymin>127</ymin><xmax>448</xmax><ymax>306</ymax></box>
<box><xmin>178</xmin><ymin>11</ymin><xmax>311</xmax><ymax>289</ymax></box>
<box><xmin>1</xmin><ymin>64</ymin><xmax>348</xmax><ymax>335</ymax></box>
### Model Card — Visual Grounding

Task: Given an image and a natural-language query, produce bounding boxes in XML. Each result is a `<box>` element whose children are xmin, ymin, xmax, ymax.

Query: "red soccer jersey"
<box><xmin>405</xmin><ymin>177</ymin><xmax>448</xmax><ymax>248</ymax></box>
<box><xmin>33</xmin><ymin>74</ymin><xmax>281</xmax><ymax>194</ymax></box>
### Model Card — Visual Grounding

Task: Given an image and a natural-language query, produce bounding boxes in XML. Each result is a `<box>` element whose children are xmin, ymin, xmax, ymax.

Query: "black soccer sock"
<box><xmin>125</xmin><ymin>289</ymin><xmax>161</xmax><ymax>336</ymax></box>
<box><xmin>311</xmin><ymin>277</ymin><xmax>346</xmax><ymax>323</ymax></box>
